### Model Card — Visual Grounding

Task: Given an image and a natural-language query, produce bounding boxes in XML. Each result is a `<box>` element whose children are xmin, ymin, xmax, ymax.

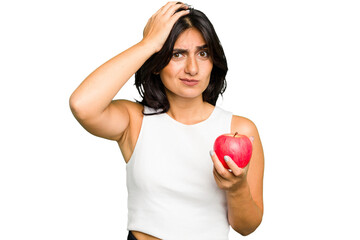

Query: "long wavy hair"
<box><xmin>135</xmin><ymin>8</ymin><xmax>227</xmax><ymax>115</ymax></box>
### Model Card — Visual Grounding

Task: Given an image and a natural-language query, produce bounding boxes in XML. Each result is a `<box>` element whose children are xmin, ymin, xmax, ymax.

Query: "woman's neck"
<box><xmin>166</xmin><ymin>100</ymin><xmax>214</xmax><ymax>125</ymax></box>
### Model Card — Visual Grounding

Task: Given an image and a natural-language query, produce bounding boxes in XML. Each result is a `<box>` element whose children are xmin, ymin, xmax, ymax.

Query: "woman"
<box><xmin>70</xmin><ymin>2</ymin><xmax>264</xmax><ymax>240</ymax></box>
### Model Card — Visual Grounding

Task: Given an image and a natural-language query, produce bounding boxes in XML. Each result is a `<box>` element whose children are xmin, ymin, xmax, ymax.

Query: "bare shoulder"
<box><xmin>231</xmin><ymin>115</ymin><xmax>259</xmax><ymax>137</ymax></box>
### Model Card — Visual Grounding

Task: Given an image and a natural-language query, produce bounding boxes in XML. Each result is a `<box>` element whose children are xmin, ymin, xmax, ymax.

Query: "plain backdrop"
<box><xmin>1</xmin><ymin>0</ymin><xmax>359</xmax><ymax>239</ymax></box>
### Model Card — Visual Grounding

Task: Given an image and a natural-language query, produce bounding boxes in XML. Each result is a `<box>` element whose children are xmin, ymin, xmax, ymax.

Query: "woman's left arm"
<box><xmin>210</xmin><ymin>115</ymin><xmax>264</xmax><ymax>236</ymax></box>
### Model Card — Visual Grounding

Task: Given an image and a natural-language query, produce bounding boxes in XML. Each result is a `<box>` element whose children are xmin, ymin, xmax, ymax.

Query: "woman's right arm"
<box><xmin>69</xmin><ymin>41</ymin><xmax>156</xmax><ymax>141</ymax></box>
<box><xmin>69</xmin><ymin>2</ymin><xmax>189</xmax><ymax>141</ymax></box>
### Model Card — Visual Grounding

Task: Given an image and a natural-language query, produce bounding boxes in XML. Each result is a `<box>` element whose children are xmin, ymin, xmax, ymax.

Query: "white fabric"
<box><xmin>126</xmin><ymin>105</ymin><xmax>233</xmax><ymax>240</ymax></box>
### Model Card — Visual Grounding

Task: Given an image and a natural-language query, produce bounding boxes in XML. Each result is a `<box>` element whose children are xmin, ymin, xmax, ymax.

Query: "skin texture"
<box><xmin>70</xmin><ymin>2</ymin><xmax>264</xmax><ymax>239</ymax></box>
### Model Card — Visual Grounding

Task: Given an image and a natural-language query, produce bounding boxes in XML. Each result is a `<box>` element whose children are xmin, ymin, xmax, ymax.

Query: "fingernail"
<box><xmin>224</xmin><ymin>156</ymin><xmax>230</xmax><ymax>162</ymax></box>
<box><xmin>250</xmin><ymin>136</ymin><xmax>255</xmax><ymax>143</ymax></box>
<box><xmin>209</xmin><ymin>150</ymin><xmax>215</xmax><ymax>156</ymax></box>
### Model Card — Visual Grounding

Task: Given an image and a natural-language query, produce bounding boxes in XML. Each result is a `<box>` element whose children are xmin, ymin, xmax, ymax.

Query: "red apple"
<box><xmin>213</xmin><ymin>132</ymin><xmax>253</xmax><ymax>169</ymax></box>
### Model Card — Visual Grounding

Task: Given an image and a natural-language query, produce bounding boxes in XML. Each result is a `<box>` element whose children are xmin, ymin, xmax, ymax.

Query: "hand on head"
<box><xmin>142</xmin><ymin>2</ymin><xmax>190</xmax><ymax>52</ymax></box>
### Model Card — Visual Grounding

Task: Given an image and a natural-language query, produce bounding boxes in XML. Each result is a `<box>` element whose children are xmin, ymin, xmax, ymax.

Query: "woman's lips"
<box><xmin>180</xmin><ymin>78</ymin><xmax>199</xmax><ymax>86</ymax></box>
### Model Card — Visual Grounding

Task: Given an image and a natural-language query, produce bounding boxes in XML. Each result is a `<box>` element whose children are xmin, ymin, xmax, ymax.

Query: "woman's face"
<box><xmin>159</xmin><ymin>28</ymin><xmax>213</xmax><ymax>101</ymax></box>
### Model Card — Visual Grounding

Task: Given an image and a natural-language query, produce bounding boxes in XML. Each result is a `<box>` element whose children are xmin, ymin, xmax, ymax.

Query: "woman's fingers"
<box><xmin>158</xmin><ymin>1</ymin><xmax>183</xmax><ymax>15</ymax></box>
<box><xmin>210</xmin><ymin>151</ymin><xmax>250</xmax><ymax>192</ymax></box>
<box><xmin>142</xmin><ymin>2</ymin><xmax>189</xmax><ymax>52</ymax></box>
<box><xmin>164</xmin><ymin>2</ymin><xmax>188</xmax><ymax>17</ymax></box>
<box><xmin>210</xmin><ymin>151</ymin><xmax>248</xmax><ymax>178</ymax></box>
<box><xmin>210</xmin><ymin>150</ymin><xmax>232</xmax><ymax>178</ymax></box>
<box><xmin>223</xmin><ymin>156</ymin><xmax>243</xmax><ymax>177</ymax></box>
<box><xmin>170</xmin><ymin>5</ymin><xmax>190</xmax><ymax>23</ymax></box>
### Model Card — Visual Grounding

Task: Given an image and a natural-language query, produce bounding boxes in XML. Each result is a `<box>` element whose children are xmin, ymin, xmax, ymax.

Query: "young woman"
<box><xmin>70</xmin><ymin>2</ymin><xmax>264</xmax><ymax>240</ymax></box>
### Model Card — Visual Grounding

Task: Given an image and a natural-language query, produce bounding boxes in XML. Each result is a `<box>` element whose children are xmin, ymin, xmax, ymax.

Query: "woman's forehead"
<box><xmin>173</xmin><ymin>28</ymin><xmax>206</xmax><ymax>49</ymax></box>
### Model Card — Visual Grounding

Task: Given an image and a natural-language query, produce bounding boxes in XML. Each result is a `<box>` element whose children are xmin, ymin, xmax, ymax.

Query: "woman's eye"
<box><xmin>199</xmin><ymin>51</ymin><xmax>209</xmax><ymax>58</ymax></box>
<box><xmin>173</xmin><ymin>52</ymin><xmax>183</xmax><ymax>58</ymax></box>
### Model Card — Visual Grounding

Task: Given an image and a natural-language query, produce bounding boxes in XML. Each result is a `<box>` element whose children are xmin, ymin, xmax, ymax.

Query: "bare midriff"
<box><xmin>132</xmin><ymin>231</ymin><xmax>161</xmax><ymax>240</ymax></box>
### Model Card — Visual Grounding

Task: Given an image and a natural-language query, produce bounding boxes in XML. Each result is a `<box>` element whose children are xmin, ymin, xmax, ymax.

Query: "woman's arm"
<box><xmin>210</xmin><ymin>115</ymin><xmax>264</xmax><ymax>235</ymax></box>
<box><xmin>69</xmin><ymin>2</ymin><xmax>189</xmax><ymax>141</ymax></box>
<box><xmin>69</xmin><ymin>41</ymin><xmax>155</xmax><ymax>140</ymax></box>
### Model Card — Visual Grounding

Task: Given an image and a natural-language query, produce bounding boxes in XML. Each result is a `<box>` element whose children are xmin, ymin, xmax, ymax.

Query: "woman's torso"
<box><xmin>117</xmin><ymin>101</ymin><xmax>231</xmax><ymax>240</ymax></box>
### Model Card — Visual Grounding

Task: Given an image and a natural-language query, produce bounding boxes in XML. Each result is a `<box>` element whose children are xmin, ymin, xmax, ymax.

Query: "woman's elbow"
<box><xmin>233</xmin><ymin>216</ymin><xmax>263</xmax><ymax>236</ymax></box>
<box><xmin>69</xmin><ymin>93</ymin><xmax>92</xmax><ymax>120</ymax></box>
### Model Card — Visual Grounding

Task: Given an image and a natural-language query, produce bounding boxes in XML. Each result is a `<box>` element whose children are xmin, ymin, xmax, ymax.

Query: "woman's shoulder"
<box><xmin>231</xmin><ymin>114</ymin><xmax>259</xmax><ymax>137</ymax></box>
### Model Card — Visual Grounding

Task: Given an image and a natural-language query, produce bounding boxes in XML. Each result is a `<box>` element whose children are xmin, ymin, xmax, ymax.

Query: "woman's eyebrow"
<box><xmin>173</xmin><ymin>44</ymin><xmax>208</xmax><ymax>53</ymax></box>
<box><xmin>173</xmin><ymin>48</ymin><xmax>188</xmax><ymax>53</ymax></box>
<box><xmin>197</xmin><ymin>44</ymin><xmax>208</xmax><ymax>50</ymax></box>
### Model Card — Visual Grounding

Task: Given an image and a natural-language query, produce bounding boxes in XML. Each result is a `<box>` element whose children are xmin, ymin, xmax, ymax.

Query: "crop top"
<box><xmin>126</xmin><ymin>105</ymin><xmax>233</xmax><ymax>240</ymax></box>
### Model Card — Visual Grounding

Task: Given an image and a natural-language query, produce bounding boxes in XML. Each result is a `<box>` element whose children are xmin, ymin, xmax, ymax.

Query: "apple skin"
<box><xmin>213</xmin><ymin>132</ymin><xmax>253</xmax><ymax>169</ymax></box>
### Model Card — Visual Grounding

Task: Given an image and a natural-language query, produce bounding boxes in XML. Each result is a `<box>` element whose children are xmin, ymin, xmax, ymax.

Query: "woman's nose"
<box><xmin>185</xmin><ymin>56</ymin><xmax>199</xmax><ymax>76</ymax></box>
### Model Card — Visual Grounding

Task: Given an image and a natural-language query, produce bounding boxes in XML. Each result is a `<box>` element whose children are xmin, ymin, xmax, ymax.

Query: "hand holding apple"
<box><xmin>213</xmin><ymin>132</ymin><xmax>253</xmax><ymax>169</ymax></box>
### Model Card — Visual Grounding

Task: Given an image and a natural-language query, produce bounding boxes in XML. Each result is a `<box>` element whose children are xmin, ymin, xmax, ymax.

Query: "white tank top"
<box><xmin>126</xmin><ymin>105</ymin><xmax>233</xmax><ymax>240</ymax></box>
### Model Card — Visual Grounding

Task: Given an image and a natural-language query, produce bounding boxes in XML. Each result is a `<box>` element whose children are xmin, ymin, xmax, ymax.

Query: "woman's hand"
<box><xmin>210</xmin><ymin>150</ymin><xmax>250</xmax><ymax>193</ymax></box>
<box><xmin>142</xmin><ymin>2</ymin><xmax>190</xmax><ymax>52</ymax></box>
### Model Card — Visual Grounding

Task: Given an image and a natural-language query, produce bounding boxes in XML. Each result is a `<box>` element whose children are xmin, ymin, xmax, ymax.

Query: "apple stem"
<box><xmin>233</xmin><ymin>132</ymin><xmax>238</xmax><ymax>137</ymax></box>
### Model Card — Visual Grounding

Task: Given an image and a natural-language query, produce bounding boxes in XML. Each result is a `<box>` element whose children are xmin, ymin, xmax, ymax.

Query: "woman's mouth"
<box><xmin>180</xmin><ymin>78</ymin><xmax>200</xmax><ymax>86</ymax></box>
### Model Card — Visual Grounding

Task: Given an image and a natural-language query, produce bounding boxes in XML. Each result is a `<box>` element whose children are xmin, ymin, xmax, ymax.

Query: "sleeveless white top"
<box><xmin>126</xmin><ymin>105</ymin><xmax>233</xmax><ymax>240</ymax></box>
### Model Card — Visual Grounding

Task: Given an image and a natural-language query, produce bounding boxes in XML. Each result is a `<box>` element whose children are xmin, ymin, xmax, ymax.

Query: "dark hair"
<box><xmin>135</xmin><ymin>7</ymin><xmax>227</xmax><ymax>115</ymax></box>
